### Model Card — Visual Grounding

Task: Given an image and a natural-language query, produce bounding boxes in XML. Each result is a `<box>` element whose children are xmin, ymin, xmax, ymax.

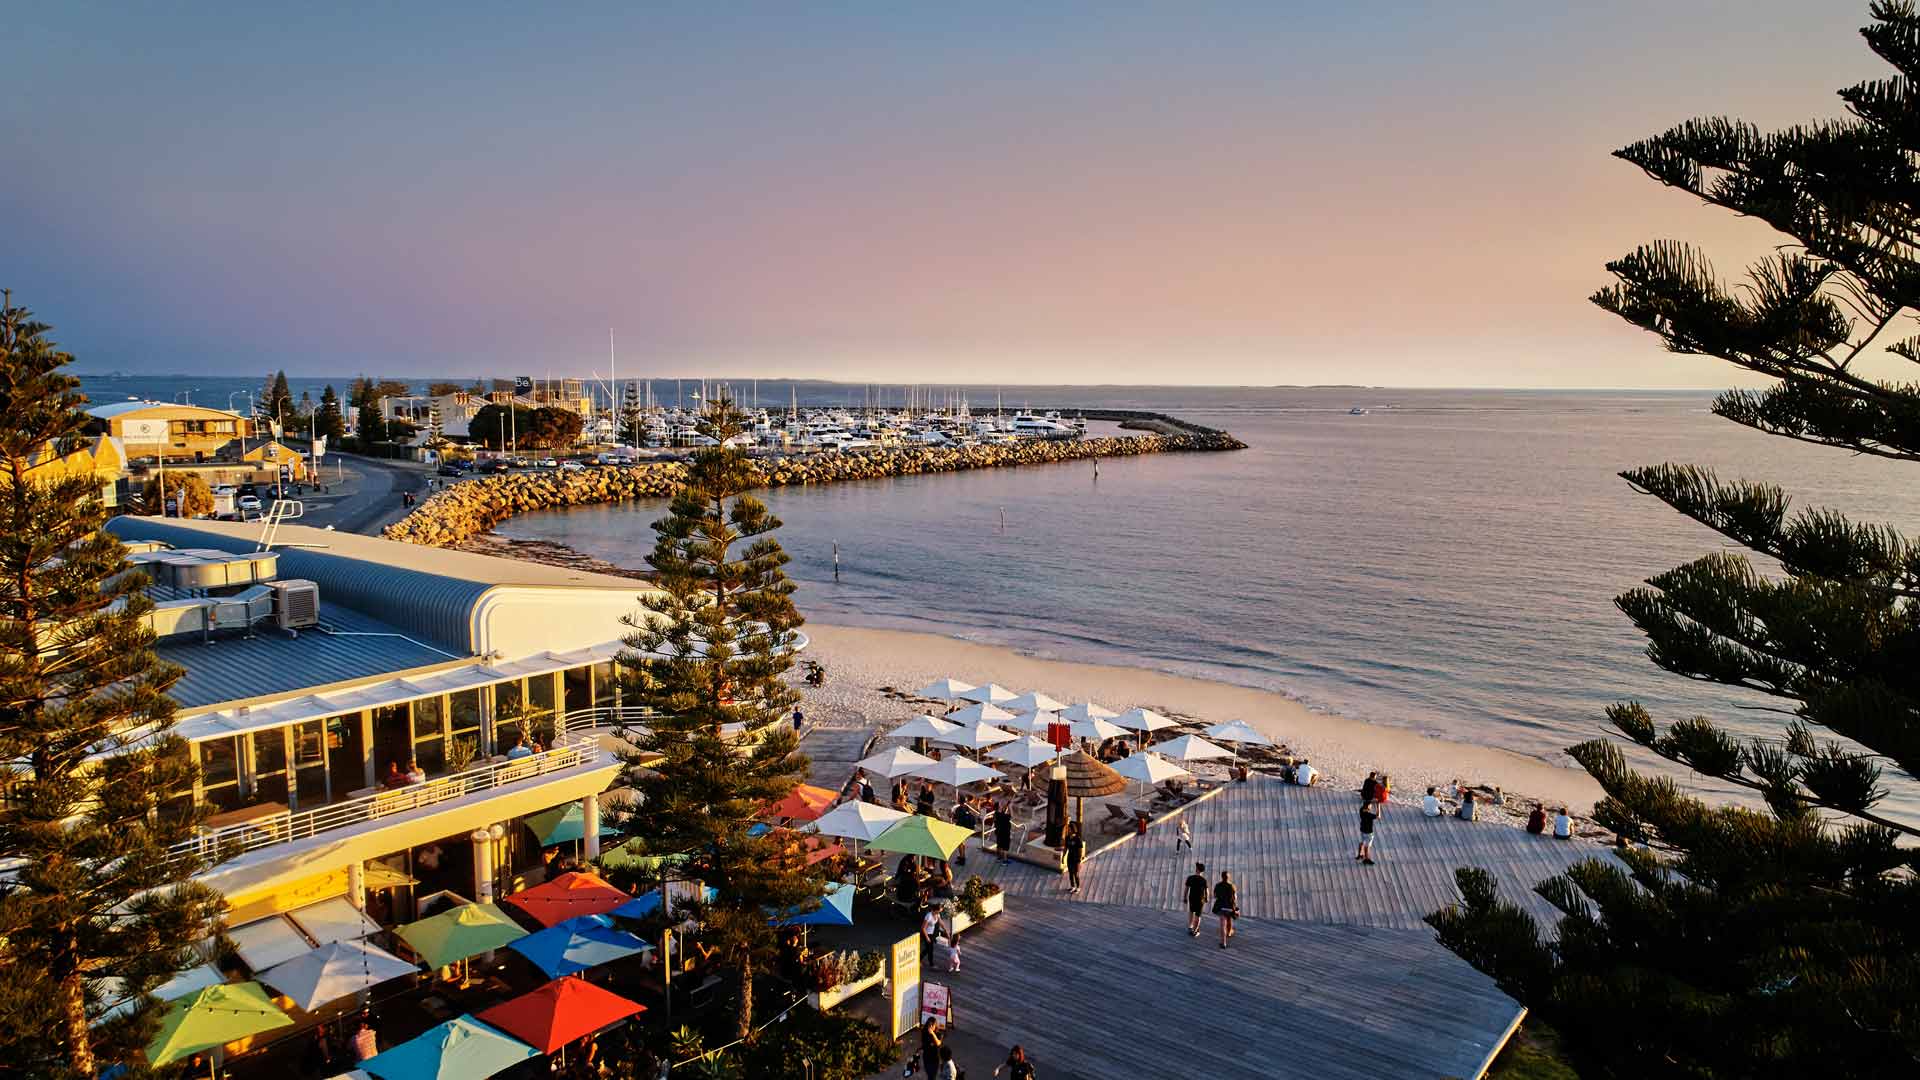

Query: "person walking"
<box><xmin>994</xmin><ymin>799</ymin><xmax>1013</xmax><ymax>863</ymax></box>
<box><xmin>1184</xmin><ymin>861</ymin><xmax>1209</xmax><ymax>937</ymax></box>
<box><xmin>1175</xmin><ymin>816</ymin><xmax>1192</xmax><ymax>851</ymax></box>
<box><xmin>1063</xmin><ymin>823</ymin><xmax>1085</xmax><ymax>894</ymax></box>
<box><xmin>992</xmin><ymin>1045</ymin><xmax>1036</xmax><ymax>1080</ymax></box>
<box><xmin>1357</xmin><ymin>796</ymin><xmax>1381</xmax><ymax>865</ymax></box>
<box><xmin>1213</xmin><ymin>870</ymin><xmax>1239</xmax><ymax>949</ymax></box>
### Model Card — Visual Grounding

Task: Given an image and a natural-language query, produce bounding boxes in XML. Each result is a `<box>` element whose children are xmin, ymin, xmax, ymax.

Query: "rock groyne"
<box><xmin>384</xmin><ymin>429</ymin><xmax>1243</xmax><ymax>548</ymax></box>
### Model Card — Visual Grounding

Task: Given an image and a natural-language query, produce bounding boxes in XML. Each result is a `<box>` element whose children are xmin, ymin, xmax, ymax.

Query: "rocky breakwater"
<box><xmin>383</xmin><ymin>430</ymin><xmax>1245</xmax><ymax>548</ymax></box>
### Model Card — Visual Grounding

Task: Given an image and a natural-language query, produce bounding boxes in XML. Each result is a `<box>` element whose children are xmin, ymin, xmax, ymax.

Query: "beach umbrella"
<box><xmin>934</xmin><ymin>720</ymin><xmax>1018</xmax><ymax>750</ymax></box>
<box><xmin>362</xmin><ymin>1017</ymin><xmax>536</xmax><ymax>1080</ymax></box>
<box><xmin>919</xmin><ymin>753</ymin><xmax>1004</xmax><ymax>788</ymax></box>
<box><xmin>597</xmin><ymin>843</ymin><xmax>689</xmax><ymax>873</ymax></box>
<box><xmin>772</xmin><ymin>881</ymin><xmax>857</xmax><ymax>927</ymax></box>
<box><xmin>1070</xmin><ymin>715</ymin><xmax>1128</xmax><ymax>742</ymax></box>
<box><xmin>1157</xmin><ymin>734</ymin><xmax>1233</xmax><ymax>762</ymax></box>
<box><xmin>507</xmin><ymin>914</ymin><xmax>653</xmax><ymax>979</ymax></box>
<box><xmin>887</xmin><ymin>714</ymin><xmax>961</xmax><ymax>742</ymax></box>
<box><xmin>855</xmin><ymin>745</ymin><xmax>937</xmax><ymax>779</ymax></box>
<box><xmin>611</xmin><ymin>885</ymin><xmax>717</xmax><ymax>921</ymax></box>
<box><xmin>867</xmin><ymin>814</ymin><xmax>973</xmax><ymax>860</ymax></box>
<box><xmin>501</xmin><ymin>872</ymin><xmax>631</xmax><ymax>928</ymax></box>
<box><xmin>475</xmin><ymin>976</ymin><xmax>646</xmax><ymax>1056</ymax></box>
<box><xmin>1006</xmin><ymin>709</ymin><xmax>1059</xmax><ymax>735</ymax></box>
<box><xmin>988</xmin><ymin>737</ymin><xmax>1060</xmax><ymax>768</ymax></box>
<box><xmin>1109</xmin><ymin>751</ymin><xmax>1192</xmax><ymax>787</ymax></box>
<box><xmin>809</xmin><ymin>800</ymin><xmax>910</xmax><ymax>842</ymax></box>
<box><xmin>1204</xmin><ymin>719</ymin><xmax>1275</xmax><ymax>747</ymax></box>
<box><xmin>362</xmin><ymin>863</ymin><xmax>419</xmax><ymax>890</ymax></box>
<box><xmin>1058</xmin><ymin>702</ymin><xmax>1119</xmax><ymax>724</ymax></box>
<box><xmin>1057</xmin><ymin>750</ymin><xmax>1128</xmax><ymax>829</ymax></box>
<box><xmin>913</xmin><ymin>677</ymin><xmax>976</xmax><ymax>704</ymax></box>
<box><xmin>1003</xmin><ymin>690</ymin><xmax>1069</xmax><ymax>714</ymax></box>
<box><xmin>1114</xmin><ymin>708</ymin><xmax>1177</xmax><ymax>749</ymax></box>
<box><xmin>765</xmin><ymin>783</ymin><xmax>840</xmax><ymax>822</ymax></box>
<box><xmin>259</xmin><ymin>940</ymin><xmax>419</xmax><ymax>1013</ymax></box>
<box><xmin>946</xmin><ymin>702</ymin><xmax>1016</xmax><ymax>726</ymax></box>
<box><xmin>146</xmin><ymin>982</ymin><xmax>294</xmax><ymax>1067</ymax></box>
<box><xmin>523</xmin><ymin>803</ymin><xmax>619</xmax><ymax>847</ymax></box>
<box><xmin>396</xmin><ymin>903</ymin><xmax>529</xmax><ymax>969</ymax></box>
<box><xmin>958</xmin><ymin>682</ymin><xmax>1019</xmax><ymax>705</ymax></box>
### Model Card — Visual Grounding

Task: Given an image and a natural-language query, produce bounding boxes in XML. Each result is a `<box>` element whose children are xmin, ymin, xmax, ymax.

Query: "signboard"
<box><xmin>888</xmin><ymin>933</ymin><xmax>921</xmax><ymax>1040</ymax></box>
<box><xmin>121</xmin><ymin>418</ymin><xmax>168</xmax><ymax>443</ymax></box>
<box><xmin>311</xmin><ymin>435</ymin><xmax>326</xmax><ymax>460</ymax></box>
<box><xmin>1046</xmin><ymin>721</ymin><xmax>1071</xmax><ymax>751</ymax></box>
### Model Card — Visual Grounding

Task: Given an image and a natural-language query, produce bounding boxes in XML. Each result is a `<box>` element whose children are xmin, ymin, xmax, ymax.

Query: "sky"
<box><xmin>2</xmin><ymin>2</ymin><xmax>1899</xmax><ymax>387</ymax></box>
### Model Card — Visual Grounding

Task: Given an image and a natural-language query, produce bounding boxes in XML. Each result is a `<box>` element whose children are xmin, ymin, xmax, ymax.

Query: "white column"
<box><xmin>582</xmin><ymin>794</ymin><xmax>602</xmax><ymax>860</ymax></box>
<box><xmin>347</xmin><ymin>860</ymin><xmax>365</xmax><ymax>910</ymax></box>
<box><xmin>471</xmin><ymin>828</ymin><xmax>495</xmax><ymax>903</ymax></box>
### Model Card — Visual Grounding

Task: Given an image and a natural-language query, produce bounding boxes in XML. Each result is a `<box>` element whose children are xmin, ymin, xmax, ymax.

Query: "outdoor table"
<box><xmin>201</xmin><ymin>801</ymin><xmax>290</xmax><ymax>844</ymax></box>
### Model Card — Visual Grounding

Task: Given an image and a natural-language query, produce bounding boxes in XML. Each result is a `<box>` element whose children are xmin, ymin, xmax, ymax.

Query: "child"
<box><xmin>1176</xmin><ymin>817</ymin><xmax>1193</xmax><ymax>851</ymax></box>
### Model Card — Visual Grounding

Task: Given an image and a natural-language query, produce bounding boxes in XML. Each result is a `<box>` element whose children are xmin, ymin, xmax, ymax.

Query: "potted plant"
<box><xmin>809</xmin><ymin>949</ymin><xmax>884</xmax><ymax>1011</ymax></box>
<box><xmin>950</xmin><ymin>875</ymin><xmax>1005</xmax><ymax>934</ymax></box>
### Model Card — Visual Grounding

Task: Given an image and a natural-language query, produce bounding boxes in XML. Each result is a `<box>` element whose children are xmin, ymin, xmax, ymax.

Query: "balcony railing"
<box><xmin>176</xmin><ymin>732</ymin><xmax>614</xmax><ymax>863</ymax></box>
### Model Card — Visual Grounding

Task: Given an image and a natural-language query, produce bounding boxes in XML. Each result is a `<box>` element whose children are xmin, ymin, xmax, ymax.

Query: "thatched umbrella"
<box><xmin>1057</xmin><ymin>750</ymin><xmax>1126</xmax><ymax>831</ymax></box>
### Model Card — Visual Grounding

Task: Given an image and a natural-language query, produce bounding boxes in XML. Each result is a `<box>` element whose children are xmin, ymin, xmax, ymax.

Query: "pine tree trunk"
<box><xmin>60</xmin><ymin>966</ymin><xmax>93</xmax><ymax>1076</ymax></box>
<box><xmin>736</xmin><ymin>949</ymin><xmax>754</xmax><ymax>1041</ymax></box>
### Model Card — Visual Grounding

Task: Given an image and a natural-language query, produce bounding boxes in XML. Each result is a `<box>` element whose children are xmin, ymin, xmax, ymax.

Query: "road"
<box><xmin>290</xmin><ymin>453</ymin><xmax>432</xmax><ymax>535</ymax></box>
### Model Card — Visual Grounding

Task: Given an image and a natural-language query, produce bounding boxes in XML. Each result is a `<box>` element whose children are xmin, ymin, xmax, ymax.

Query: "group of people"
<box><xmin>1182</xmin><ymin>862</ymin><xmax>1240</xmax><ymax>948</ymax></box>
<box><xmin>381</xmin><ymin>757</ymin><xmax>427</xmax><ymax>788</ymax></box>
<box><xmin>1417</xmin><ymin>782</ymin><xmax>1575</xmax><ymax>839</ymax></box>
<box><xmin>1525</xmin><ymin>802</ymin><xmax>1575</xmax><ymax>839</ymax></box>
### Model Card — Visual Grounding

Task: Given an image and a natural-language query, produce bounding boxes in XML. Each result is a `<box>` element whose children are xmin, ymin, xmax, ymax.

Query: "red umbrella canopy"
<box><xmin>476</xmin><ymin>976</ymin><xmax>645</xmax><ymax>1054</ymax></box>
<box><xmin>502</xmin><ymin>871</ymin><xmax>631</xmax><ymax>928</ymax></box>
<box><xmin>765</xmin><ymin>784</ymin><xmax>839</xmax><ymax>822</ymax></box>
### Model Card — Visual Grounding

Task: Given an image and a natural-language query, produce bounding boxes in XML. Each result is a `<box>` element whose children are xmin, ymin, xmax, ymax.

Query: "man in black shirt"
<box><xmin>1184</xmin><ymin>862</ymin><xmax>1209</xmax><ymax>937</ymax></box>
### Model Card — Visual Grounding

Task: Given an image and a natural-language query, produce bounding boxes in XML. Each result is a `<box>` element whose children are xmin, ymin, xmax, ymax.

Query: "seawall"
<box><xmin>383</xmin><ymin>428</ymin><xmax>1244</xmax><ymax>548</ymax></box>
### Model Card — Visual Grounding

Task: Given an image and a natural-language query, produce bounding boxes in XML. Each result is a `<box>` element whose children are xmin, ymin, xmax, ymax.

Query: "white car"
<box><xmin>539</xmin><ymin>457</ymin><xmax>559</xmax><ymax>468</ymax></box>
<box><xmin>558</xmin><ymin>460</ymin><xmax>585</xmax><ymax>472</ymax></box>
<box><xmin>213</xmin><ymin>484</ymin><xmax>237</xmax><ymax>496</ymax></box>
<box><xmin>236</xmin><ymin>495</ymin><xmax>263</xmax><ymax>516</ymax></box>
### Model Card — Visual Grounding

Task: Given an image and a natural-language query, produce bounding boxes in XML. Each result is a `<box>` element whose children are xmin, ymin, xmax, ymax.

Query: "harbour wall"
<box><xmin>383</xmin><ymin>428</ymin><xmax>1244</xmax><ymax>548</ymax></box>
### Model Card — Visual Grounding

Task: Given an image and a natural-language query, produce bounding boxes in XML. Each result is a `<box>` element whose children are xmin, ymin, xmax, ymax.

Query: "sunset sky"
<box><xmin>5</xmin><ymin>2</ymin><xmax>1894</xmax><ymax>386</ymax></box>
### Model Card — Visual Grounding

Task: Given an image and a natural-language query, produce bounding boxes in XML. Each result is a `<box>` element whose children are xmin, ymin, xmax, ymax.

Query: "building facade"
<box><xmin>88</xmin><ymin>401</ymin><xmax>256</xmax><ymax>463</ymax></box>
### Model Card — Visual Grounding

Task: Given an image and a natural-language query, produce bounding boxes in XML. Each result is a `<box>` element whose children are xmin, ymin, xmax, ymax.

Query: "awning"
<box><xmin>288</xmin><ymin>896</ymin><xmax>384</xmax><ymax>946</ymax></box>
<box><xmin>228</xmin><ymin>914</ymin><xmax>313</xmax><ymax>972</ymax></box>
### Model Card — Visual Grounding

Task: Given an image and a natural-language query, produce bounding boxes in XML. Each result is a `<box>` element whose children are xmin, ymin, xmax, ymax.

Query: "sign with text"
<box><xmin>888</xmin><ymin>933</ymin><xmax>921</xmax><ymax>1040</ymax></box>
<box><xmin>122</xmin><ymin>418</ymin><xmax>167</xmax><ymax>444</ymax></box>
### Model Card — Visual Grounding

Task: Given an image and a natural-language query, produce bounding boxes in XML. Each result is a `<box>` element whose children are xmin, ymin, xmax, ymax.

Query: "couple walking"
<box><xmin>1182</xmin><ymin>862</ymin><xmax>1239</xmax><ymax>948</ymax></box>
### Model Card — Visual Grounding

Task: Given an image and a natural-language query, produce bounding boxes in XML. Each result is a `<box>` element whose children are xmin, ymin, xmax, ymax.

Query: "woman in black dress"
<box><xmin>1213</xmin><ymin>870</ymin><xmax>1239</xmax><ymax>949</ymax></box>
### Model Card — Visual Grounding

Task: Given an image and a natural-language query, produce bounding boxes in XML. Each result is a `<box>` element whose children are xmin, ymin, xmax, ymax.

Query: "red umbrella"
<box><xmin>764</xmin><ymin>783</ymin><xmax>839</xmax><ymax>822</ymax></box>
<box><xmin>502</xmin><ymin>871</ymin><xmax>631</xmax><ymax>928</ymax></box>
<box><xmin>476</xmin><ymin>976</ymin><xmax>645</xmax><ymax>1054</ymax></box>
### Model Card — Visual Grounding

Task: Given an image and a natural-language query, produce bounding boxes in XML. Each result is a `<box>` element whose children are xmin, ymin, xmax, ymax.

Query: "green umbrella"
<box><xmin>867</xmin><ymin>814</ymin><xmax>973</xmax><ymax>860</ymax></box>
<box><xmin>396</xmin><ymin>903</ymin><xmax>528</xmax><ymax>969</ymax></box>
<box><xmin>597</xmin><ymin>840</ymin><xmax>690</xmax><ymax>872</ymax></box>
<box><xmin>147</xmin><ymin>981</ymin><xmax>294</xmax><ymax>1066</ymax></box>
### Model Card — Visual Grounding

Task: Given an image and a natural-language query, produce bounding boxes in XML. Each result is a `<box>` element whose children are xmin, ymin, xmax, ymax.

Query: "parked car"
<box><xmin>237</xmin><ymin>495</ymin><xmax>263</xmax><ymax>516</ymax></box>
<box><xmin>213</xmin><ymin>484</ymin><xmax>237</xmax><ymax>497</ymax></box>
<box><xmin>483</xmin><ymin>459</ymin><xmax>513</xmax><ymax>474</ymax></box>
<box><xmin>453</xmin><ymin>458</ymin><xmax>475</xmax><ymax>471</ymax></box>
<box><xmin>436</xmin><ymin>463</ymin><xmax>462</xmax><ymax>477</ymax></box>
<box><xmin>538</xmin><ymin>457</ymin><xmax>559</xmax><ymax>468</ymax></box>
<box><xmin>510</xmin><ymin>457</ymin><xmax>531</xmax><ymax>468</ymax></box>
<box><xmin>558</xmin><ymin>460</ymin><xmax>585</xmax><ymax>472</ymax></box>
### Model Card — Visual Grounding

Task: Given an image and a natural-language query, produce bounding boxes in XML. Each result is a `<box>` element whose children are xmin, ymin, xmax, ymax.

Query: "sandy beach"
<box><xmin>797</xmin><ymin>621</ymin><xmax>1604</xmax><ymax>815</ymax></box>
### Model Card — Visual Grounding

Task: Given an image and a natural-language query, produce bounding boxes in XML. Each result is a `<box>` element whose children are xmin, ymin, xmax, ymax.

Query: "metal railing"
<box><xmin>176</xmin><ymin>732</ymin><xmax>613</xmax><ymax>862</ymax></box>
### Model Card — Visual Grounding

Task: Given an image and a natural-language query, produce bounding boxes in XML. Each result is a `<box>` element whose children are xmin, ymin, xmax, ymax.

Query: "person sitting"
<box><xmin>383</xmin><ymin>760</ymin><xmax>407</xmax><ymax>788</ymax></box>
<box><xmin>405</xmin><ymin>758</ymin><xmax>426</xmax><ymax>784</ymax></box>
<box><xmin>1525</xmin><ymin>803</ymin><xmax>1547</xmax><ymax>835</ymax></box>
<box><xmin>894</xmin><ymin>857</ymin><xmax>922</xmax><ymax>906</ymax></box>
<box><xmin>1422</xmin><ymin>786</ymin><xmax>1444</xmax><ymax>817</ymax></box>
<box><xmin>1292</xmin><ymin>759</ymin><xmax>1316</xmax><ymax>786</ymax></box>
<box><xmin>1553</xmin><ymin>807</ymin><xmax>1573</xmax><ymax>839</ymax></box>
<box><xmin>1457</xmin><ymin>789</ymin><xmax>1478</xmax><ymax>822</ymax></box>
<box><xmin>916</xmin><ymin>781</ymin><xmax>937</xmax><ymax>816</ymax></box>
<box><xmin>505</xmin><ymin>736</ymin><xmax>534</xmax><ymax>760</ymax></box>
<box><xmin>928</xmin><ymin>860</ymin><xmax>955</xmax><ymax>898</ymax></box>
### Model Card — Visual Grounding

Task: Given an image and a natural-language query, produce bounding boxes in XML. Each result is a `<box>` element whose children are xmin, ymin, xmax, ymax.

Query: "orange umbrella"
<box><xmin>502</xmin><ymin>871</ymin><xmax>631</xmax><ymax>928</ymax></box>
<box><xmin>476</xmin><ymin>976</ymin><xmax>645</xmax><ymax>1055</ymax></box>
<box><xmin>765</xmin><ymin>784</ymin><xmax>839</xmax><ymax>822</ymax></box>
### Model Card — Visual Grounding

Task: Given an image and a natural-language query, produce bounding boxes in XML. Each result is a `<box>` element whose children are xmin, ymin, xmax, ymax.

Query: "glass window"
<box><xmin>449</xmin><ymin>690</ymin><xmax>481</xmax><ymax>737</ymax></box>
<box><xmin>198</xmin><ymin>738</ymin><xmax>242</xmax><ymax>812</ymax></box>
<box><xmin>413</xmin><ymin>697</ymin><xmax>445</xmax><ymax>741</ymax></box>
<box><xmin>292</xmin><ymin>719</ymin><xmax>328</xmax><ymax>809</ymax></box>
<box><xmin>293</xmin><ymin>721</ymin><xmax>325</xmax><ymax>769</ymax></box>
<box><xmin>564</xmin><ymin>665</ymin><xmax>593</xmax><ymax>717</ymax></box>
<box><xmin>253</xmin><ymin>729</ymin><xmax>287</xmax><ymax>774</ymax></box>
<box><xmin>528</xmin><ymin>674</ymin><xmax>555</xmax><ymax>716</ymax></box>
<box><xmin>494</xmin><ymin>680</ymin><xmax>522</xmax><ymax>719</ymax></box>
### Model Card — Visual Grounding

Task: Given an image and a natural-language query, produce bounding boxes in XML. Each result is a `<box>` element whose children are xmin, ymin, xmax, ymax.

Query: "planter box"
<box><xmin>949</xmin><ymin>890</ymin><xmax>1005</xmax><ymax>935</ymax></box>
<box><xmin>809</xmin><ymin>968</ymin><xmax>883</xmax><ymax>1012</ymax></box>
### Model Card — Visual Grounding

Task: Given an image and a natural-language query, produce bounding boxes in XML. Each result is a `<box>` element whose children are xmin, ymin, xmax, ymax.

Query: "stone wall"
<box><xmin>383</xmin><ymin>430</ymin><xmax>1244</xmax><ymax>548</ymax></box>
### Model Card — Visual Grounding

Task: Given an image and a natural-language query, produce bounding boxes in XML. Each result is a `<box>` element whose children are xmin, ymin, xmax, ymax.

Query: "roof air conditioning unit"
<box><xmin>270</xmin><ymin>578</ymin><xmax>321</xmax><ymax>630</ymax></box>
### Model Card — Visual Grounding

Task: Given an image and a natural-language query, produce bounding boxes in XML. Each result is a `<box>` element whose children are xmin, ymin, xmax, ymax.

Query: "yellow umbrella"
<box><xmin>147</xmin><ymin>981</ymin><xmax>293</xmax><ymax>1066</ymax></box>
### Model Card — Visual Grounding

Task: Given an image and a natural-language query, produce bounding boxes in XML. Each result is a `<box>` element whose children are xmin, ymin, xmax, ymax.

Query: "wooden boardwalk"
<box><xmin>945</xmin><ymin>895</ymin><xmax>1522</xmax><ymax>1080</ymax></box>
<box><xmin>979</xmin><ymin>776</ymin><xmax>1600</xmax><ymax>931</ymax></box>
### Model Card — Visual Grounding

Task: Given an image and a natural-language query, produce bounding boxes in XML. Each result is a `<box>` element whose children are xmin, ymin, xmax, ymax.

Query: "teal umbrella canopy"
<box><xmin>524</xmin><ymin>803</ymin><xmax>618</xmax><ymax>846</ymax></box>
<box><xmin>362</xmin><ymin>1017</ymin><xmax>536</xmax><ymax>1080</ymax></box>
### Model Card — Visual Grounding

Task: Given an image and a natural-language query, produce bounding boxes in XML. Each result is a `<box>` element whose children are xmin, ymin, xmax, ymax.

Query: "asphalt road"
<box><xmin>292</xmin><ymin>454</ymin><xmax>431</xmax><ymax>535</ymax></box>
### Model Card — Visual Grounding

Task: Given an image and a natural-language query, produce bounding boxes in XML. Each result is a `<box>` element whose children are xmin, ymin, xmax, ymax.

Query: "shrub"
<box><xmin>738</xmin><ymin>1005</ymin><xmax>898</xmax><ymax>1080</ymax></box>
<box><xmin>957</xmin><ymin>874</ymin><xmax>1002</xmax><ymax>921</ymax></box>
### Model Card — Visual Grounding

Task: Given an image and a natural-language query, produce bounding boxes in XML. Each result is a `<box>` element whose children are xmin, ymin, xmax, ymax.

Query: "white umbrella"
<box><xmin>920</xmin><ymin>754</ymin><xmax>1004</xmax><ymax>788</ymax></box>
<box><xmin>989</xmin><ymin>737</ymin><xmax>1060</xmax><ymax>767</ymax></box>
<box><xmin>958</xmin><ymin>683</ymin><xmax>1020</xmax><ymax>705</ymax></box>
<box><xmin>809</xmin><ymin>800</ymin><xmax>911</xmax><ymax>842</ymax></box>
<box><xmin>935</xmin><ymin>721</ymin><xmax>1018</xmax><ymax>750</ymax></box>
<box><xmin>914</xmin><ymin>678</ymin><xmax>977</xmax><ymax>703</ymax></box>
<box><xmin>947</xmin><ymin>702</ymin><xmax>1016</xmax><ymax>725</ymax></box>
<box><xmin>1008</xmin><ymin>709</ymin><xmax>1060</xmax><ymax>734</ymax></box>
<box><xmin>1070</xmin><ymin>715</ymin><xmax>1128</xmax><ymax>742</ymax></box>
<box><xmin>1157</xmin><ymin>734</ymin><xmax>1233</xmax><ymax>762</ymax></box>
<box><xmin>888</xmin><ymin>714</ymin><xmax>961</xmax><ymax>742</ymax></box>
<box><xmin>1115</xmin><ymin>708</ymin><xmax>1177</xmax><ymax>736</ymax></box>
<box><xmin>1109</xmin><ymin>751</ymin><xmax>1191</xmax><ymax>785</ymax></box>
<box><xmin>1003</xmin><ymin>691</ymin><xmax>1069</xmax><ymax>714</ymax></box>
<box><xmin>258</xmin><ymin>940</ymin><xmax>419</xmax><ymax>1013</ymax></box>
<box><xmin>1058</xmin><ymin>702</ymin><xmax>1119</xmax><ymax>724</ymax></box>
<box><xmin>856</xmin><ymin>746</ymin><xmax>938</xmax><ymax>779</ymax></box>
<box><xmin>1205</xmin><ymin>719</ymin><xmax>1275</xmax><ymax>747</ymax></box>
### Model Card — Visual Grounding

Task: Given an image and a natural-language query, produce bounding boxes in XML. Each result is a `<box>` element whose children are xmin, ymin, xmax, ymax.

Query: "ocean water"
<box><xmin>492</xmin><ymin>387</ymin><xmax>1920</xmax><ymax>815</ymax></box>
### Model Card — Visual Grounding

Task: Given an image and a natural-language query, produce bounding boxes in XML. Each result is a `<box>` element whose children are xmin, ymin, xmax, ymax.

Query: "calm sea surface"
<box><xmin>494</xmin><ymin>387</ymin><xmax>1920</xmax><ymax>814</ymax></box>
<box><xmin>76</xmin><ymin>377</ymin><xmax>1920</xmax><ymax>813</ymax></box>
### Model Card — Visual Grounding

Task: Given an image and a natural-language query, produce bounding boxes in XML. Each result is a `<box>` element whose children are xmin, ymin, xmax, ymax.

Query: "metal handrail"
<box><xmin>175</xmin><ymin>732</ymin><xmax>612</xmax><ymax>862</ymax></box>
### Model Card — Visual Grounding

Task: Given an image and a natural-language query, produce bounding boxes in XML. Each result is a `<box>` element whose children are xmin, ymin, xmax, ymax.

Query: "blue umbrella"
<box><xmin>610</xmin><ymin>886</ymin><xmax>717</xmax><ymax>921</ymax></box>
<box><xmin>507</xmin><ymin>914</ymin><xmax>653</xmax><ymax>979</ymax></box>
<box><xmin>772</xmin><ymin>881</ymin><xmax>856</xmax><ymax>927</ymax></box>
<box><xmin>523</xmin><ymin>803</ymin><xmax>618</xmax><ymax>847</ymax></box>
<box><xmin>362</xmin><ymin>1017</ymin><xmax>536</xmax><ymax>1080</ymax></box>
